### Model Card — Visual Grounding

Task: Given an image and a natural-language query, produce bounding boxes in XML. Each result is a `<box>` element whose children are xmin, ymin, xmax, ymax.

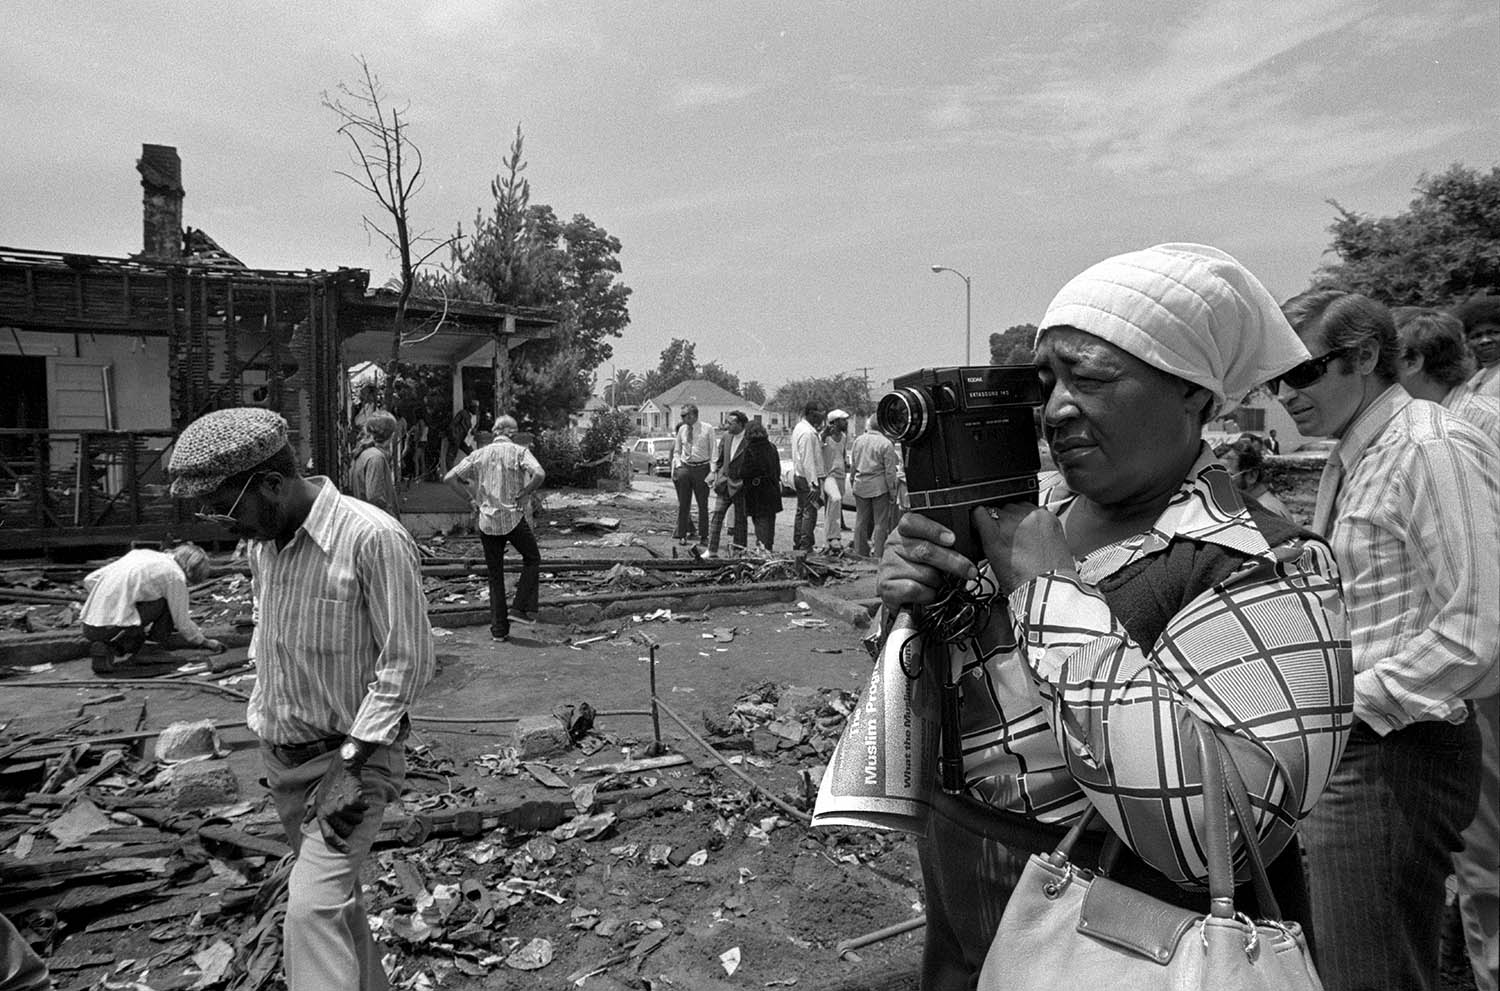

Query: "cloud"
<box><xmin>667</xmin><ymin>79</ymin><xmax>767</xmax><ymax>111</ymax></box>
<box><xmin>886</xmin><ymin>0</ymin><xmax>1480</xmax><ymax>186</ymax></box>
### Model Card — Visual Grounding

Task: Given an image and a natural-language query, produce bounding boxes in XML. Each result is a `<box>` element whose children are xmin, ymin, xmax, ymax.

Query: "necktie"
<box><xmin>1311</xmin><ymin>452</ymin><xmax>1343</xmax><ymax>536</ymax></box>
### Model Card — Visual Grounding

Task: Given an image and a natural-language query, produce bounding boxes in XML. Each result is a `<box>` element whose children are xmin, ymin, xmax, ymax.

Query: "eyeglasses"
<box><xmin>194</xmin><ymin>473</ymin><xmax>259</xmax><ymax>528</ymax></box>
<box><xmin>1269</xmin><ymin>347</ymin><xmax>1355</xmax><ymax>392</ymax></box>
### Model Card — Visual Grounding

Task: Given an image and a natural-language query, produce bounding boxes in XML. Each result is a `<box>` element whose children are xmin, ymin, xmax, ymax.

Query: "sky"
<box><xmin>3</xmin><ymin>1</ymin><xmax>1497</xmax><ymax>394</ymax></box>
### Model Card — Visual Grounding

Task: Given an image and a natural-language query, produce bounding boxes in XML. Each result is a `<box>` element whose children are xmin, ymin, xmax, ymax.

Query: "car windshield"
<box><xmin>653</xmin><ymin>440</ymin><xmax>673</xmax><ymax>452</ymax></box>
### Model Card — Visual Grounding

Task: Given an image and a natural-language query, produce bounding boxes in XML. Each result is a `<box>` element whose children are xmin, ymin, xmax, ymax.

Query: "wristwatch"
<box><xmin>340</xmin><ymin>738</ymin><xmax>373</xmax><ymax>769</ymax></box>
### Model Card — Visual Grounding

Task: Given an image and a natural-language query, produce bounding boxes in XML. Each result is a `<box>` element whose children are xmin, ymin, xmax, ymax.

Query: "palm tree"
<box><xmin>605</xmin><ymin>368</ymin><xmax>640</xmax><ymax>408</ymax></box>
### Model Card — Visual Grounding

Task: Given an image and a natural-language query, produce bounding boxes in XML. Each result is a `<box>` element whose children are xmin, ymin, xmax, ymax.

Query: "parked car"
<box><xmin>627</xmin><ymin>437</ymin><xmax>675</xmax><ymax>476</ymax></box>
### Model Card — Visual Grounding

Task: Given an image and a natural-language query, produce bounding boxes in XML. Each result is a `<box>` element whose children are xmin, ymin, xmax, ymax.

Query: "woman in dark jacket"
<box><xmin>730</xmin><ymin>420</ymin><xmax>782</xmax><ymax>552</ymax></box>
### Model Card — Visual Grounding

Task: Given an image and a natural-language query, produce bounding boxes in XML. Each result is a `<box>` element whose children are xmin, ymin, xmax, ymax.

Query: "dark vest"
<box><xmin>1096</xmin><ymin>504</ymin><xmax>1310</xmax><ymax>649</ymax></box>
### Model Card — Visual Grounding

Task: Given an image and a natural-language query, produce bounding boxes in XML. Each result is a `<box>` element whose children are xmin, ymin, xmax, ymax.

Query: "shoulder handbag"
<box><xmin>977</xmin><ymin>723</ymin><xmax>1323</xmax><ymax>991</ymax></box>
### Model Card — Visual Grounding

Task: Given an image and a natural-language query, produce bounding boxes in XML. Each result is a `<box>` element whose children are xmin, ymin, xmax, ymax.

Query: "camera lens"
<box><xmin>877</xmin><ymin>388</ymin><xmax>930</xmax><ymax>443</ymax></box>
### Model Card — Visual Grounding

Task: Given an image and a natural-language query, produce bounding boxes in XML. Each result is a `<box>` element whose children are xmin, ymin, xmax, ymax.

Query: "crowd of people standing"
<box><xmin>668</xmin><ymin>401</ymin><xmax>906</xmax><ymax>560</ymax></box>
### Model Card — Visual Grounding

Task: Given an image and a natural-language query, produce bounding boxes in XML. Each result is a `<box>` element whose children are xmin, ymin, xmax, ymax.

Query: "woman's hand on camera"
<box><xmin>973</xmin><ymin>504</ymin><xmax>1075</xmax><ymax>596</ymax></box>
<box><xmin>876</xmin><ymin>513</ymin><xmax>978</xmax><ymax>611</ymax></box>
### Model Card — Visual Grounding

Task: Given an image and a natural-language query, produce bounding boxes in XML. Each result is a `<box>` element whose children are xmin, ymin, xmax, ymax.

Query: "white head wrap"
<box><xmin>1037</xmin><ymin>243</ymin><xmax>1310</xmax><ymax>415</ymax></box>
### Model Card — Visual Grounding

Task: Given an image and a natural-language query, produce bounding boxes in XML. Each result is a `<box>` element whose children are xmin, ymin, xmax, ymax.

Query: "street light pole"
<box><xmin>930</xmin><ymin>265</ymin><xmax>972</xmax><ymax>364</ymax></box>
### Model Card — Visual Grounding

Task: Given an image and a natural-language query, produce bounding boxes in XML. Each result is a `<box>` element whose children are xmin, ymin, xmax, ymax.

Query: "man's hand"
<box><xmin>202</xmin><ymin>638</ymin><xmax>226</xmax><ymax>654</ymax></box>
<box><xmin>304</xmin><ymin>760</ymin><xmax>369</xmax><ymax>853</ymax></box>
<box><xmin>972</xmin><ymin>504</ymin><xmax>1075</xmax><ymax>596</ymax></box>
<box><xmin>876</xmin><ymin>512</ymin><xmax>978</xmax><ymax>611</ymax></box>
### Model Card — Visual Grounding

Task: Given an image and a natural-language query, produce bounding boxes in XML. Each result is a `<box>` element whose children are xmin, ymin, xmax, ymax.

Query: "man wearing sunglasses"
<box><xmin>1278</xmin><ymin>289</ymin><xmax>1500</xmax><ymax>991</ymax></box>
<box><xmin>169</xmin><ymin>407</ymin><xmax>434</xmax><ymax>991</ymax></box>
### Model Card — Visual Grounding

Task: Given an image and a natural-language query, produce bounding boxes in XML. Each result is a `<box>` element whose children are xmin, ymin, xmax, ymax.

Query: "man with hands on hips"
<box><xmin>169</xmin><ymin>407</ymin><xmax>434</xmax><ymax>991</ymax></box>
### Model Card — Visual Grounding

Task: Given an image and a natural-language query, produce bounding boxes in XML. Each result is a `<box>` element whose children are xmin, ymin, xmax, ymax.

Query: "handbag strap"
<box><xmin>1044</xmin><ymin>719</ymin><xmax>1286</xmax><ymax>923</ymax></box>
<box><xmin>1205</xmin><ymin>729</ymin><xmax>1283</xmax><ymax>921</ymax></box>
<box><xmin>1196</xmin><ymin>721</ymin><xmax>1283</xmax><ymax>922</ymax></box>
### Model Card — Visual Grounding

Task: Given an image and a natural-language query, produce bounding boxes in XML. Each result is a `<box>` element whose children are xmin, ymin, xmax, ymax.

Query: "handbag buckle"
<box><xmin>1042</xmin><ymin>864</ymin><xmax>1075</xmax><ymax>899</ymax></box>
<box><xmin>1198</xmin><ymin>912</ymin><xmax>1259</xmax><ymax>959</ymax></box>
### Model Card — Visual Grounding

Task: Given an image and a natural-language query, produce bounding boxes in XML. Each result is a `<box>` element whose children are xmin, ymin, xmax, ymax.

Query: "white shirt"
<box><xmin>673</xmin><ymin>421</ymin><xmax>712</xmax><ymax>467</ymax></box>
<box><xmin>791</xmin><ymin>419</ymin><xmax>823</xmax><ymax>483</ymax></box>
<box><xmin>81</xmin><ymin>549</ymin><xmax>207</xmax><ymax>645</ymax></box>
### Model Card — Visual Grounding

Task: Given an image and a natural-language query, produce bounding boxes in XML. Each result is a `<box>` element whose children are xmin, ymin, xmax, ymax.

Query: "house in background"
<box><xmin>0</xmin><ymin>144</ymin><xmax>555</xmax><ymax>553</ymax></box>
<box><xmin>636</xmin><ymin>379</ymin><xmax>769</xmax><ymax>435</ymax></box>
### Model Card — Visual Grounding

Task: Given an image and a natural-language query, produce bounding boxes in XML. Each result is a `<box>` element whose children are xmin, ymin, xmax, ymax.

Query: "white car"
<box><xmin>627</xmin><ymin>437</ymin><xmax>675</xmax><ymax>476</ymax></box>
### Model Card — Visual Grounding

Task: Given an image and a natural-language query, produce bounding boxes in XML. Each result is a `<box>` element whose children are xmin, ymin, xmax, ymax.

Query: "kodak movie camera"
<box><xmin>877</xmin><ymin>364</ymin><xmax>1043</xmax><ymax>794</ymax></box>
<box><xmin>876</xmin><ymin>365</ymin><xmax>1044</xmax><ymax>561</ymax></box>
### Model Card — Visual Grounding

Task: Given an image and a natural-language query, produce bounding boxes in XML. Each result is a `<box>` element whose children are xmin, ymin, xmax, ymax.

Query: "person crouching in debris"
<box><xmin>169</xmin><ymin>407</ymin><xmax>434</xmax><ymax>991</ymax></box>
<box><xmin>347</xmin><ymin>411</ymin><xmax>400</xmax><ymax>517</ymax></box>
<box><xmin>81</xmin><ymin>542</ymin><xmax>224</xmax><ymax>675</ymax></box>
<box><xmin>875</xmin><ymin>244</ymin><xmax>1355</xmax><ymax>988</ymax></box>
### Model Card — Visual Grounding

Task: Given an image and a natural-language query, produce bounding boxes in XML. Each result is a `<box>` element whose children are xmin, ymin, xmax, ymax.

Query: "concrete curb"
<box><xmin>427</xmin><ymin>585</ymin><xmax>801</xmax><ymax>631</ymax></box>
<box><xmin>795</xmin><ymin>586</ymin><xmax>880</xmax><ymax>630</ymax></box>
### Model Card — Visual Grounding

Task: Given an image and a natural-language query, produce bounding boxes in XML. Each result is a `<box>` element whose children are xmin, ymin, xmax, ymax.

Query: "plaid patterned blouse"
<box><xmin>947</xmin><ymin>448</ymin><xmax>1354</xmax><ymax>886</ymax></box>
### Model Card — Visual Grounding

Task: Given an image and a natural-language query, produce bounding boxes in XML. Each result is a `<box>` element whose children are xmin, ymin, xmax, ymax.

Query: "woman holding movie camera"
<box><xmin>876</xmin><ymin>244</ymin><xmax>1355</xmax><ymax>989</ymax></box>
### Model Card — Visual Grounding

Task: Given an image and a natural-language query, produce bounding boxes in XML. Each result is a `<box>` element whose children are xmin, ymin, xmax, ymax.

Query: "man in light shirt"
<box><xmin>1278</xmin><ymin>289</ymin><xmax>1500</xmax><ymax>991</ymax></box>
<box><xmin>790</xmin><ymin>400</ymin><xmax>826</xmax><ymax>556</ymax></box>
<box><xmin>81</xmin><ymin>543</ymin><xmax>224</xmax><ymax>674</ymax></box>
<box><xmin>445</xmin><ymin>415</ymin><xmax>545</xmax><ymax>643</ymax></box>
<box><xmin>848</xmin><ymin>420</ymin><xmax>900</xmax><ymax>558</ymax></box>
<box><xmin>670</xmin><ymin>403</ymin><xmax>712</xmax><ymax>545</ymax></box>
<box><xmin>171</xmin><ymin>407</ymin><xmax>434</xmax><ymax>991</ymax></box>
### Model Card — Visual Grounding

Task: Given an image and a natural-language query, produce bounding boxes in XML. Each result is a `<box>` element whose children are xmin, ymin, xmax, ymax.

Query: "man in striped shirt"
<box><xmin>1279</xmin><ymin>290</ymin><xmax>1500</xmax><ymax>991</ymax></box>
<box><xmin>170</xmin><ymin>408</ymin><xmax>434</xmax><ymax>991</ymax></box>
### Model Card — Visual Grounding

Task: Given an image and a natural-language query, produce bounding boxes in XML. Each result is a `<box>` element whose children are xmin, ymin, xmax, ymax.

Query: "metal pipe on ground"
<box><xmin>650</xmin><ymin>694</ymin><xmax>812</xmax><ymax>826</ymax></box>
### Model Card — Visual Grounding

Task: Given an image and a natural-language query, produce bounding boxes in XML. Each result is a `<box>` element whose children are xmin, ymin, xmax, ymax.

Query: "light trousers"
<box><xmin>821</xmin><ymin>474</ymin><xmax>846</xmax><ymax>546</ymax></box>
<box><xmin>265</xmin><ymin>741</ymin><xmax>404</xmax><ymax>991</ymax></box>
<box><xmin>853</xmin><ymin>491</ymin><xmax>892</xmax><ymax>558</ymax></box>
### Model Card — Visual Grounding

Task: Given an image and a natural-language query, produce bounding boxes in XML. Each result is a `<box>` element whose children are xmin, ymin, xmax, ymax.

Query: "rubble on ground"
<box><xmin>1</xmin><ymin>681</ymin><xmax>916</xmax><ymax>989</ymax></box>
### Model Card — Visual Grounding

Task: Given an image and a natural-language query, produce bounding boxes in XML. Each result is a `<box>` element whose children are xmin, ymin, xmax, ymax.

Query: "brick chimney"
<box><xmin>137</xmin><ymin>144</ymin><xmax>184</xmax><ymax>260</ymax></box>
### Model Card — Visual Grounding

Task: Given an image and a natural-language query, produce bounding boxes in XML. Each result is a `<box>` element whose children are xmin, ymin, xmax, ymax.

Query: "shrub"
<box><xmin>532</xmin><ymin>430</ymin><xmax>584</xmax><ymax>488</ymax></box>
<box><xmin>579</xmin><ymin>410</ymin><xmax>635</xmax><ymax>464</ymax></box>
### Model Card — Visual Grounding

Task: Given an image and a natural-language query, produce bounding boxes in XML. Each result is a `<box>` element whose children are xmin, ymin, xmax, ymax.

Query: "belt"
<box><xmin>264</xmin><ymin>734</ymin><xmax>343</xmax><ymax>767</ymax></box>
<box><xmin>262</xmin><ymin>715</ymin><xmax>411</xmax><ymax>767</ymax></box>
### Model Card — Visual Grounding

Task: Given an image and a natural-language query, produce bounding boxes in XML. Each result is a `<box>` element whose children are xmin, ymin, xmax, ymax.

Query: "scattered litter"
<box><xmin>720</xmin><ymin>945</ymin><xmax>742</xmax><ymax>976</ymax></box>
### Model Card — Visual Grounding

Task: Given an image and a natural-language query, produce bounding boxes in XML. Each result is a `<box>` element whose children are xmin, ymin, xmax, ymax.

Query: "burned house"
<box><xmin>0</xmin><ymin>145</ymin><xmax>555</xmax><ymax>553</ymax></box>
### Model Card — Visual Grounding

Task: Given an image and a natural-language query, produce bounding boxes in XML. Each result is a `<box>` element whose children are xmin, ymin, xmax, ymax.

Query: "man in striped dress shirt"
<box><xmin>170</xmin><ymin>408</ymin><xmax>434</xmax><ymax>991</ymax></box>
<box><xmin>1280</xmin><ymin>290</ymin><xmax>1500</xmax><ymax>991</ymax></box>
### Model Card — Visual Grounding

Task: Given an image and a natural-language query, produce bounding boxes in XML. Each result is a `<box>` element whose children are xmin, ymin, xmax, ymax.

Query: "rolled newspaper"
<box><xmin>812</xmin><ymin>609</ymin><xmax>941</xmax><ymax>834</ymax></box>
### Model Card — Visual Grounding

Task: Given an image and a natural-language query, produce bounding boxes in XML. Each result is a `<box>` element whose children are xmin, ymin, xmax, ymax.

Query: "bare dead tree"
<box><xmin>323</xmin><ymin>56</ymin><xmax>457</xmax><ymax>407</ymax></box>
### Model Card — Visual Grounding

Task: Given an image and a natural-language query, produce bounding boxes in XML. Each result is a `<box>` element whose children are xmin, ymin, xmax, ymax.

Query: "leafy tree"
<box><xmin>451</xmin><ymin>126</ymin><xmax>633</xmax><ymax>427</ymax></box>
<box><xmin>1313</xmin><ymin>164</ymin><xmax>1500</xmax><ymax>305</ymax></box>
<box><xmin>769</xmin><ymin>374</ymin><xmax>871</xmax><ymax>417</ymax></box>
<box><xmin>508</xmin><ymin>326</ymin><xmax>592</xmax><ymax>432</ymax></box>
<box><xmin>742</xmin><ymin>380</ymin><xmax>766</xmax><ymax>406</ymax></box>
<box><xmin>989</xmin><ymin>324</ymin><xmax>1038</xmax><ymax>365</ymax></box>
<box><xmin>656</xmin><ymin>338</ymin><xmax>698</xmax><ymax>382</ymax></box>
<box><xmin>698</xmin><ymin>361</ymin><xmax>741</xmax><ymax>398</ymax></box>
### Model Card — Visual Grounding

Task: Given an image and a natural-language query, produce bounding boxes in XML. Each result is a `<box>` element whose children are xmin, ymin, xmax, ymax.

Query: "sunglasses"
<box><xmin>194</xmin><ymin>473</ymin><xmax>261</xmax><ymax>528</ymax></box>
<box><xmin>1269</xmin><ymin>347</ymin><xmax>1355</xmax><ymax>392</ymax></box>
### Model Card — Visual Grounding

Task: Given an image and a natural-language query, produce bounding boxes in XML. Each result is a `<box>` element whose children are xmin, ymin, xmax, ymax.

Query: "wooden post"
<box><xmin>492</xmin><ymin>313</ymin><xmax>515</xmax><ymax>415</ymax></box>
